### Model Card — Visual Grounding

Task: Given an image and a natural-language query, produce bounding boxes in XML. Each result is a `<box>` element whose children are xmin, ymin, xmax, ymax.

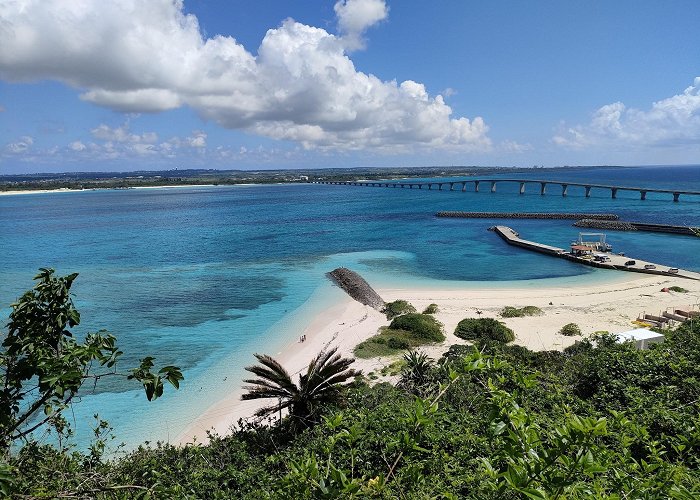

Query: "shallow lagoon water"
<box><xmin>1</xmin><ymin>166</ymin><xmax>699</xmax><ymax>447</ymax></box>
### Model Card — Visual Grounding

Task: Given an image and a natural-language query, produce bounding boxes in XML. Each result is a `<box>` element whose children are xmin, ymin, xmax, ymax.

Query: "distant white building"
<box><xmin>615</xmin><ymin>328</ymin><xmax>665</xmax><ymax>350</ymax></box>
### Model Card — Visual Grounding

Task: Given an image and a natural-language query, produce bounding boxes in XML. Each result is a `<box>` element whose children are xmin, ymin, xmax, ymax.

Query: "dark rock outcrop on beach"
<box><xmin>436</xmin><ymin>211</ymin><xmax>619</xmax><ymax>220</ymax></box>
<box><xmin>327</xmin><ymin>268</ymin><xmax>385</xmax><ymax>311</ymax></box>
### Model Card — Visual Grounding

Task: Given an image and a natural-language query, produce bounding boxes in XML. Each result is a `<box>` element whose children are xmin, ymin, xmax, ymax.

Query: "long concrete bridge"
<box><xmin>312</xmin><ymin>178</ymin><xmax>700</xmax><ymax>202</ymax></box>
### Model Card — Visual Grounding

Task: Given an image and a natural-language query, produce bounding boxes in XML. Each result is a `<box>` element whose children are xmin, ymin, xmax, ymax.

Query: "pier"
<box><xmin>312</xmin><ymin>178</ymin><xmax>700</xmax><ymax>202</ymax></box>
<box><xmin>492</xmin><ymin>226</ymin><xmax>700</xmax><ymax>281</ymax></box>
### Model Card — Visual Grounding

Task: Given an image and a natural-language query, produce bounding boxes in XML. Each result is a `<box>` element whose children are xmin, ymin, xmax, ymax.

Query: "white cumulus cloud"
<box><xmin>5</xmin><ymin>136</ymin><xmax>34</xmax><ymax>153</ymax></box>
<box><xmin>553</xmin><ymin>78</ymin><xmax>700</xmax><ymax>150</ymax></box>
<box><xmin>69</xmin><ymin>141</ymin><xmax>86</xmax><ymax>152</ymax></box>
<box><xmin>91</xmin><ymin>123</ymin><xmax>158</xmax><ymax>144</ymax></box>
<box><xmin>334</xmin><ymin>0</ymin><xmax>388</xmax><ymax>50</ymax></box>
<box><xmin>0</xmin><ymin>0</ymin><xmax>490</xmax><ymax>153</ymax></box>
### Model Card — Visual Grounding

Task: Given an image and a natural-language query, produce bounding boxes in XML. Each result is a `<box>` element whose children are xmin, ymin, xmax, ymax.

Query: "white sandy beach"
<box><xmin>177</xmin><ymin>273</ymin><xmax>700</xmax><ymax>445</ymax></box>
<box><xmin>0</xmin><ymin>185</ymin><xmax>220</xmax><ymax>196</ymax></box>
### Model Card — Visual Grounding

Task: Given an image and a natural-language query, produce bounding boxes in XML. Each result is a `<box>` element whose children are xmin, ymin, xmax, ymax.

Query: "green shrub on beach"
<box><xmin>389</xmin><ymin>313</ymin><xmax>445</xmax><ymax>342</ymax></box>
<box><xmin>422</xmin><ymin>303</ymin><xmax>439</xmax><ymax>314</ymax></box>
<box><xmin>354</xmin><ymin>328</ymin><xmax>430</xmax><ymax>359</ymax></box>
<box><xmin>455</xmin><ymin>317</ymin><xmax>515</xmax><ymax>343</ymax></box>
<box><xmin>560</xmin><ymin>323</ymin><xmax>582</xmax><ymax>336</ymax></box>
<box><xmin>668</xmin><ymin>286</ymin><xmax>688</xmax><ymax>293</ymax></box>
<box><xmin>384</xmin><ymin>300</ymin><xmax>417</xmax><ymax>319</ymax></box>
<box><xmin>500</xmin><ymin>305</ymin><xmax>543</xmax><ymax>318</ymax></box>
<box><xmin>354</xmin><ymin>314</ymin><xmax>445</xmax><ymax>359</ymax></box>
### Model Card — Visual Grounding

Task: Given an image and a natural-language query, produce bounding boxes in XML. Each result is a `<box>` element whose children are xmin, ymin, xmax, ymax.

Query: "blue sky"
<box><xmin>1</xmin><ymin>0</ymin><xmax>699</xmax><ymax>174</ymax></box>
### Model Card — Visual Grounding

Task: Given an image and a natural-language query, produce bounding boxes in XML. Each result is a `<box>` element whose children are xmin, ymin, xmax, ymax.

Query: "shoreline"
<box><xmin>0</xmin><ymin>185</ymin><xmax>221</xmax><ymax>196</ymax></box>
<box><xmin>176</xmin><ymin>272</ymin><xmax>700</xmax><ymax>445</ymax></box>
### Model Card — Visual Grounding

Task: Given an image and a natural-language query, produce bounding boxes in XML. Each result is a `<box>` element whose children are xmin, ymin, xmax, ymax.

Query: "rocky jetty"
<box><xmin>327</xmin><ymin>268</ymin><xmax>386</xmax><ymax>311</ymax></box>
<box><xmin>436</xmin><ymin>211</ymin><xmax>619</xmax><ymax>220</ymax></box>
<box><xmin>574</xmin><ymin>219</ymin><xmax>700</xmax><ymax>236</ymax></box>
<box><xmin>574</xmin><ymin>219</ymin><xmax>637</xmax><ymax>231</ymax></box>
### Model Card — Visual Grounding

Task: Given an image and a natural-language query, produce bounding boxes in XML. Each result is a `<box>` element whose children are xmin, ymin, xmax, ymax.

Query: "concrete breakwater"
<box><xmin>436</xmin><ymin>211</ymin><xmax>619</xmax><ymax>220</ymax></box>
<box><xmin>574</xmin><ymin>219</ymin><xmax>700</xmax><ymax>237</ymax></box>
<box><xmin>327</xmin><ymin>267</ymin><xmax>386</xmax><ymax>311</ymax></box>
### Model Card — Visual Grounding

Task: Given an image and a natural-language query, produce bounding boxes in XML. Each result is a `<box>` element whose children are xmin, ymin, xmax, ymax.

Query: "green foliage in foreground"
<box><xmin>10</xmin><ymin>320</ymin><xmax>700</xmax><ymax>498</ymax></box>
<box><xmin>7</xmin><ymin>272</ymin><xmax>700</xmax><ymax>498</ymax></box>
<box><xmin>0</xmin><ymin>269</ymin><xmax>182</xmax><ymax>453</ymax></box>
<box><xmin>455</xmin><ymin>317</ymin><xmax>515</xmax><ymax>343</ymax></box>
<box><xmin>501</xmin><ymin>305</ymin><xmax>544</xmax><ymax>317</ymax></box>
<box><xmin>383</xmin><ymin>299</ymin><xmax>417</xmax><ymax>320</ymax></box>
<box><xmin>560</xmin><ymin>322</ymin><xmax>582</xmax><ymax>336</ymax></box>
<box><xmin>668</xmin><ymin>286</ymin><xmax>688</xmax><ymax>293</ymax></box>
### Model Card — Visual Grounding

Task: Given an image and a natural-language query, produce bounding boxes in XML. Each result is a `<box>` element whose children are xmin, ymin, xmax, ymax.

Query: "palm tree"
<box><xmin>397</xmin><ymin>350</ymin><xmax>435</xmax><ymax>395</ymax></box>
<box><xmin>242</xmin><ymin>347</ymin><xmax>360</xmax><ymax>428</ymax></box>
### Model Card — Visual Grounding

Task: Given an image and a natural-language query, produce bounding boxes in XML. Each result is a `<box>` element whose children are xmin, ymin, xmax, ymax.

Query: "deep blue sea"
<box><xmin>1</xmin><ymin>165</ymin><xmax>699</xmax><ymax>448</ymax></box>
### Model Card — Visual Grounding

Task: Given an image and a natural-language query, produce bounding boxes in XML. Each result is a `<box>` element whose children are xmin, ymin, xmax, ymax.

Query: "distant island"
<box><xmin>0</xmin><ymin>165</ymin><xmax>622</xmax><ymax>193</ymax></box>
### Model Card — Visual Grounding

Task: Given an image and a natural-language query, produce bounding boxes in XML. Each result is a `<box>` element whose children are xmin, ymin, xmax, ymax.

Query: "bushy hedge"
<box><xmin>389</xmin><ymin>313</ymin><xmax>445</xmax><ymax>342</ymax></box>
<box><xmin>500</xmin><ymin>305</ymin><xmax>543</xmax><ymax>318</ymax></box>
<box><xmin>454</xmin><ymin>317</ymin><xmax>515</xmax><ymax>343</ymax></box>
<box><xmin>384</xmin><ymin>300</ymin><xmax>417</xmax><ymax>319</ymax></box>
<box><xmin>560</xmin><ymin>323</ymin><xmax>582</xmax><ymax>336</ymax></box>
<box><xmin>422</xmin><ymin>303</ymin><xmax>439</xmax><ymax>314</ymax></box>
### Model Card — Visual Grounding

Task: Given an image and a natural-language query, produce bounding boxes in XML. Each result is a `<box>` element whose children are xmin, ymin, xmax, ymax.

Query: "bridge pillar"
<box><xmin>474</xmin><ymin>181</ymin><xmax>480</xmax><ymax>192</ymax></box>
<box><xmin>461</xmin><ymin>182</ymin><xmax>467</xmax><ymax>192</ymax></box>
<box><xmin>450</xmin><ymin>183</ymin><xmax>455</xmax><ymax>191</ymax></box>
<box><xmin>438</xmin><ymin>184</ymin><xmax>443</xmax><ymax>191</ymax></box>
<box><xmin>418</xmin><ymin>184</ymin><xmax>422</xmax><ymax>189</ymax></box>
<box><xmin>611</xmin><ymin>188</ymin><xmax>618</xmax><ymax>199</ymax></box>
<box><xmin>640</xmin><ymin>191</ymin><xmax>647</xmax><ymax>200</ymax></box>
<box><xmin>428</xmin><ymin>184</ymin><xmax>432</xmax><ymax>190</ymax></box>
<box><xmin>519</xmin><ymin>182</ymin><xmax>525</xmax><ymax>195</ymax></box>
<box><xmin>409</xmin><ymin>184</ymin><xmax>413</xmax><ymax>189</ymax></box>
<box><xmin>400</xmin><ymin>184</ymin><xmax>405</xmax><ymax>188</ymax></box>
<box><xmin>491</xmin><ymin>181</ymin><xmax>497</xmax><ymax>193</ymax></box>
<box><xmin>562</xmin><ymin>184</ymin><xmax>568</xmax><ymax>197</ymax></box>
<box><xmin>585</xmin><ymin>186</ymin><xmax>591</xmax><ymax>197</ymax></box>
<box><xmin>540</xmin><ymin>182</ymin><xmax>546</xmax><ymax>195</ymax></box>
<box><xmin>673</xmin><ymin>192</ymin><xmax>680</xmax><ymax>202</ymax></box>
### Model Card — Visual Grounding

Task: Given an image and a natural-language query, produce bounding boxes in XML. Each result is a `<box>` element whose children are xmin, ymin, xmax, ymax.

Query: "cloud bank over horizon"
<box><xmin>554</xmin><ymin>77</ymin><xmax>700</xmax><ymax>152</ymax></box>
<box><xmin>0</xmin><ymin>0</ymin><xmax>491</xmax><ymax>154</ymax></box>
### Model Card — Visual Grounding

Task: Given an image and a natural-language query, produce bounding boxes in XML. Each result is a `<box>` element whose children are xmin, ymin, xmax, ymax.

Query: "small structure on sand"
<box><xmin>615</xmin><ymin>328</ymin><xmax>665</xmax><ymax>350</ymax></box>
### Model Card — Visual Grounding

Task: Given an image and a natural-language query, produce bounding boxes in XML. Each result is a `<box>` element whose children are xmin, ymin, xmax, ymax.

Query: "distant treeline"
<box><xmin>1</xmin><ymin>165</ymin><xmax>621</xmax><ymax>192</ymax></box>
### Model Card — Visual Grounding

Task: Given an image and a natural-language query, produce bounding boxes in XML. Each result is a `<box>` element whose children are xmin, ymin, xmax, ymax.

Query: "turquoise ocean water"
<box><xmin>1</xmin><ymin>165</ymin><xmax>699</xmax><ymax>448</ymax></box>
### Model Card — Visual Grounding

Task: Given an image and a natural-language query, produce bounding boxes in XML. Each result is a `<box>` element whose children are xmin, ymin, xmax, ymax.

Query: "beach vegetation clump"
<box><xmin>668</xmin><ymin>286</ymin><xmax>688</xmax><ymax>293</ymax></box>
<box><xmin>380</xmin><ymin>360</ymin><xmax>405</xmax><ymax>376</ymax></box>
<box><xmin>500</xmin><ymin>305</ymin><xmax>544</xmax><ymax>318</ymax></box>
<box><xmin>422</xmin><ymin>303</ymin><xmax>439</xmax><ymax>314</ymax></box>
<box><xmin>354</xmin><ymin>314</ymin><xmax>445</xmax><ymax>359</ymax></box>
<box><xmin>388</xmin><ymin>313</ymin><xmax>445</xmax><ymax>342</ymax></box>
<box><xmin>384</xmin><ymin>299</ymin><xmax>417</xmax><ymax>319</ymax></box>
<box><xmin>560</xmin><ymin>323</ymin><xmax>582</xmax><ymax>336</ymax></box>
<box><xmin>454</xmin><ymin>317</ymin><xmax>515</xmax><ymax>343</ymax></box>
<box><xmin>354</xmin><ymin>329</ymin><xmax>423</xmax><ymax>358</ymax></box>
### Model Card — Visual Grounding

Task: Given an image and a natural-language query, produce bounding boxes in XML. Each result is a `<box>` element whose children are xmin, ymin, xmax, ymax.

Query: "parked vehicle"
<box><xmin>644</xmin><ymin>264</ymin><xmax>656</xmax><ymax>270</ymax></box>
<box><xmin>624</xmin><ymin>260</ymin><xmax>636</xmax><ymax>266</ymax></box>
<box><xmin>667</xmin><ymin>268</ymin><xmax>679</xmax><ymax>274</ymax></box>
